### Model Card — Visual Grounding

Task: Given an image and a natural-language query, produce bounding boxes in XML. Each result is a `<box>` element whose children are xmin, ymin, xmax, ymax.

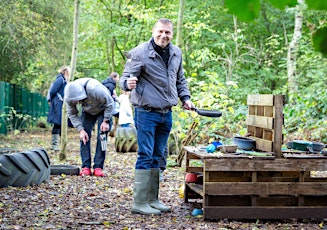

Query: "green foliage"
<box><xmin>1</xmin><ymin>0</ymin><xmax>327</xmax><ymax>143</ymax></box>
<box><xmin>312</xmin><ymin>26</ymin><xmax>327</xmax><ymax>55</ymax></box>
<box><xmin>171</xmin><ymin>71</ymin><xmax>247</xmax><ymax>144</ymax></box>
<box><xmin>306</xmin><ymin>0</ymin><xmax>327</xmax><ymax>11</ymax></box>
<box><xmin>225</xmin><ymin>0</ymin><xmax>261</xmax><ymax>21</ymax></box>
<box><xmin>284</xmin><ymin>90</ymin><xmax>327</xmax><ymax>142</ymax></box>
<box><xmin>0</xmin><ymin>0</ymin><xmax>73</xmax><ymax>97</ymax></box>
<box><xmin>267</xmin><ymin>0</ymin><xmax>297</xmax><ymax>10</ymax></box>
<box><xmin>0</xmin><ymin>107</ymin><xmax>32</xmax><ymax>134</ymax></box>
<box><xmin>223</xmin><ymin>0</ymin><xmax>327</xmax><ymax>56</ymax></box>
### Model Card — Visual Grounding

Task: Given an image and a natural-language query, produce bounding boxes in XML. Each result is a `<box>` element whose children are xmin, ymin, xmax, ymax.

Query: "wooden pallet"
<box><xmin>246</xmin><ymin>94</ymin><xmax>284</xmax><ymax>157</ymax></box>
<box><xmin>183</xmin><ymin>146</ymin><xmax>327</xmax><ymax>220</ymax></box>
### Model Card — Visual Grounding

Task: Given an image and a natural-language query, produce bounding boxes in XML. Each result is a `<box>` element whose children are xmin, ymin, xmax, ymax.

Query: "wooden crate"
<box><xmin>183</xmin><ymin>146</ymin><xmax>327</xmax><ymax>220</ymax></box>
<box><xmin>246</xmin><ymin>94</ymin><xmax>284</xmax><ymax>157</ymax></box>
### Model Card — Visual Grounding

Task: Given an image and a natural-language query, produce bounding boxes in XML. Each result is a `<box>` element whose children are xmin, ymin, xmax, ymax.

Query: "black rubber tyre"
<box><xmin>0</xmin><ymin>148</ymin><xmax>51</xmax><ymax>188</ymax></box>
<box><xmin>115</xmin><ymin>126</ymin><xmax>138</xmax><ymax>153</ymax></box>
<box><xmin>50</xmin><ymin>165</ymin><xmax>80</xmax><ymax>175</ymax></box>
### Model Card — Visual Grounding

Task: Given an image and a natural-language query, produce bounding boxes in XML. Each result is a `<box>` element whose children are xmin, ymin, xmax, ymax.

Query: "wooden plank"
<box><xmin>184</xmin><ymin>183</ymin><xmax>203</xmax><ymax>202</ymax></box>
<box><xmin>246</xmin><ymin>116</ymin><xmax>274</xmax><ymax>129</ymax></box>
<box><xmin>205</xmin><ymin>182</ymin><xmax>327</xmax><ymax>196</ymax></box>
<box><xmin>247</xmin><ymin>94</ymin><xmax>274</xmax><ymax>106</ymax></box>
<box><xmin>256</xmin><ymin>196</ymin><xmax>297</xmax><ymax>206</ymax></box>
<box><xmin>185</xmin><ymin>183</ymin><xmax>203</xmax><ymax>197</ymax></box>
<box><xmin>264</xmin><ymin>106</ymin><xmax>273</xmax><ymax>117</ymax></box>
<box><xmin>187</xmin><ymin>166</ymin><xmax>203</xmax><ymax>173</ymax></box>
<box><xmin>283</xmin><ymin>153</ymin><xmax>327</xmax><ymax>158</ymax></box>
<box><xmin>253</xmin><ymin>137</ymin><xmax>273</xmax><ymax>152</ymax></box>
<box><xmin>273</xmin><ymin>94</ymin><xmax>284</xmax><ymax>157</ymax></box>
<box><xmin>204</xmin><ymin>158</ymin><xmax>327</xmax><ymax>171</ymax></box>
<box><xmin>203</xmin><ymin>207</ymin><xmax>327</xmax><ymax>220</ymax></box>
<box><xmin>206</xmin><ymin>171</ymin><xmax>252</xmax><ymax>182</ymax></box>
<box><xmin>183</xmin><ymin>146</ymin><xmax>275</xmax><ymax>159</ymax></box>
<box><xmin>205</xmin><ymin>195</ymin><xmax>251</xmax><ymax>206</ymax></box>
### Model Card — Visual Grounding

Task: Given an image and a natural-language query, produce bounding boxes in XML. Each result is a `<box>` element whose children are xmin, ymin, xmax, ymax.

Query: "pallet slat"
<box><xmin>203</xmin><ymin>207</ymin><xmax>327</xmax><ymax>220</ymax></box>
<box><xmin>246</xmin><ymin>115</ymin><xmax>274</xmax><ymax>129</ymax></box>
<box><xmin>205</xmin><ymin>182</ymin><xmax>327</xmax><ymax>196</ymax></box>
<box><xmin>247</xmin><ymin>94</ymin><xmax>275</xmax><ymax>106</ymax></box>
<box><xmin>204</xmin><ymin>158</ymin><xmax>327</xmax><ymax>171</ymax></box>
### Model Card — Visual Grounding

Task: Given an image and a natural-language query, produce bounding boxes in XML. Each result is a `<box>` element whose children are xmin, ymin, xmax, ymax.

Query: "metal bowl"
<box><xmin>233</xmin><ymin>136</ymin><xmax>256</xmax><ymax>150</ymax></box>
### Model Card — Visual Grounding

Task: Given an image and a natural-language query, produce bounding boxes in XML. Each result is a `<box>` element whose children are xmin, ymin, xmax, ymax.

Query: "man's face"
<box><xmin>152</xmin><ymin>22</ymin><xmax>173</xmax><ymax>48</ymax></box>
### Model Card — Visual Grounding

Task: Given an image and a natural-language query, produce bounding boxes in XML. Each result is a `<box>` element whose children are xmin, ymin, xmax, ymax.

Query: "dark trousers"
<box><xmin>80</xmin><ymin>111</ymin><xmax>108</xmax><ymax>169</ymax></box>
<box><xmin>52</xmin><ymin>124</ymin><xmax>61</xmax><ymax>135</ymax></box>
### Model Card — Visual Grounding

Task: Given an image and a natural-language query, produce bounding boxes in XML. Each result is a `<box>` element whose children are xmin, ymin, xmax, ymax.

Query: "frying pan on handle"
<box><xmin>191</xmin><ymin>107</ymin><xmax>222</xmax><ymax>118</ymax></box>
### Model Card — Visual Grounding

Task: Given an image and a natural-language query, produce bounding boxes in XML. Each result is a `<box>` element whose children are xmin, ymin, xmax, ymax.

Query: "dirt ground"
<box><xmin>0</xmin><ymin>128</ymin><xmax>326</xmax><ymax>229</ymax></box>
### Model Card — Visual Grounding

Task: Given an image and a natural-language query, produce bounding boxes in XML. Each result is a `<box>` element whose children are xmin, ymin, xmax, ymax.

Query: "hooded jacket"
<box><xmin>64</xmin><ymin>78</ymin><xmax>114</xmax><ymax>132</ymax></box>
<box><xmin>101</xmin><ymin>77</ymin><xmax>116</xmax><ymax>97</ymax></box>
<box><xmin>119</xmin><ymin>40</ymin><xmax>190</xmax><ymax>110</ymax></box>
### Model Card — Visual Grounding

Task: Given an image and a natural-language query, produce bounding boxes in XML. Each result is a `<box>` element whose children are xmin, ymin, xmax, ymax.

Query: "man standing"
<box><xmin>120</xmin><ymin>18</ymin><xmax>194</xmax><ymax>215</ymax></box>
<box><xmin>64</xmin><ymin>78</ymin><xmax>114</xmax><ymax>177</ymax></box>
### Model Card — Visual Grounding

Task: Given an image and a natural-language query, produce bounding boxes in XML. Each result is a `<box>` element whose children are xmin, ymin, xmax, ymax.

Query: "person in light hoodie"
<box><xmin>64</xmin><ymin>78</ymin><xmax>114</xmax><ymax>177</ymax></box>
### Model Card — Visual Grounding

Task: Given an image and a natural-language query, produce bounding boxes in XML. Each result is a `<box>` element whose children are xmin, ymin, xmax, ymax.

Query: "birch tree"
<box><xmin>60</xmin><ymin>0</ymin><xmax>80</xmax><ymax>160</ymax></box>
<box><xmin>287</xmin><ymin>0</ymin><xmax>304</xmax><ymax>100</ymax></box>
<box><xmin>176</xmin><ymin>0</ymin><xmax>184</xmax><ymax>48</ymax></box>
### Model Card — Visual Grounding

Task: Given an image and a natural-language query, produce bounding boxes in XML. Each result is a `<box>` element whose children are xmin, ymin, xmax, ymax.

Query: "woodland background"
<box><xmin>1</xmin><ymin>1</ymin><xmax>327</xmax><ymax>229</ymax></box>
<box><xmin>1</xmin><ymin>0</ymin><xmax>327</xmax><ymax>144</ymax></box>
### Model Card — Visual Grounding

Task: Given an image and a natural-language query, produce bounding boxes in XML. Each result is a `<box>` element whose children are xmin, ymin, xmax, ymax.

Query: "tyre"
<box><xmin>50</xmin><ymin>165</ymin><xmax>80</xmax><ymax>175</ymax></box>
<box><xmin>0</xmin><ymin>148</ymin><xmax>51</xmax><ymax>188</ymax></box>
<box><xmin>115</xmin><ymin>126</ymin><xmax>138</xmax><ymax>153</ymax></box>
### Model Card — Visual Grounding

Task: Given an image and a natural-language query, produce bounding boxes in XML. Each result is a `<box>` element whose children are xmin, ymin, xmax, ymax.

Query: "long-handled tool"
<box><xmin>192</xmin><ymin>107</ymin><xmax>222</xmax><ymax>118</ymax></box>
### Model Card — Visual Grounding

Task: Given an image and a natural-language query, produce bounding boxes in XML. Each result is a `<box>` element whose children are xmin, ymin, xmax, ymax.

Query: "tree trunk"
<box><xmin>110</xmin><ymin>38</ymin><xmax>115</xmax><ymax>72</ymax></box>
<box><xmin>106</xmin><ymin>39</ymin><xmax>111</xmax><ymax>74</ymax></box>
<box><xmin>176</xmin><ymin>0</ymin><xmax>184</xmax><ymax>48</ymax></box>
<box><xmin>60</xmin><ymin>0</ymin><xmax>80</xmax><ymax>161</ymax></box>
<box><xmin>287</xmin><ymin>0</ymin><xmax>304</xmax><ymax>101</ymax></box>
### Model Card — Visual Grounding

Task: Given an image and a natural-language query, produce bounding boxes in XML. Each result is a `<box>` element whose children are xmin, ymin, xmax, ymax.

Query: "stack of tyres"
<box><xmin>115</xmin><ymin>126</ymin><xmax>138</xmax><ymax>153</ymax></box>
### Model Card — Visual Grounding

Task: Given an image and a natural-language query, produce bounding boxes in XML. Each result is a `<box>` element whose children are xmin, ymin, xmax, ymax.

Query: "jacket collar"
<box><xmin>147</xmin><ymin>38</ymin><xmax>175</xmax><ymax>58</ymax></box>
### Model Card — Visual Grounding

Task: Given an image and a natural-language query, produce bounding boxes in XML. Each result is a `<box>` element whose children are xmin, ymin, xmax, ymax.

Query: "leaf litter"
<box><xmin>0</xmin><ymin>129</ymin><xmax>326</xmax><ymax>229</ymax></box>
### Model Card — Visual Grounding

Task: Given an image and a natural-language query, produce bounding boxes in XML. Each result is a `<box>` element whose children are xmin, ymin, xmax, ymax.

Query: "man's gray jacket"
<box><xmin>119</xmin><ymin>40</ymin><xmax>191</xmax><ymax>110</ymax></box>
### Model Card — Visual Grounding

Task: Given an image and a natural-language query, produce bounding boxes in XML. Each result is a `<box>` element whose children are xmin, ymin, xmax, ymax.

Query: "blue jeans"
<box><xmin>159</xmin><ymin>144</ymin><xmax>169</xmax><ymax>170</ymax></box>
<box><xmin>80</xmin><ymin>111</ymin><xmax>109</xmax><ymax>169</ymax></box>
<box><xmin>134</xmin><ymin>107</ymin><xmax>172</xmax><ymax>169</ymax></box>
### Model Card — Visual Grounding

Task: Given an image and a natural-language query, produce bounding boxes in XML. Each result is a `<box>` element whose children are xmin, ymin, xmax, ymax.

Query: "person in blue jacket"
<box><xmin>47</xmin><ymin>66</ymin><xmax>70</xmax><ymax>151</ymax></box>
<box><xmin>102</xmin><ymin>72</ymin><xmax>120</xmax><ymax>133</ymax></box>
<box><xmin>120</xmin><ymin>18</ymin><xmax>194</xmax><ymax>215</ymax></box>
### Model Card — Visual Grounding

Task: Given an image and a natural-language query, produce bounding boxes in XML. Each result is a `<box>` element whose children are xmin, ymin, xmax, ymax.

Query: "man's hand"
<box><xmin>127</xmin><ymin>77</ymin><xmax>138</xmax><ymax>90</ymax></box>
<box><xmin>100</xmin><ymin>121</ymin><xmax>110</xmax><ymax>133</ymax></box>
<box><xmin>79</xmin><ymin>129</ymin><xmax>89</xmax><ymax>145</ymax></box>
<box><xmin>183</xmin><ymin>100</ymin><xmax>194</xmax><ymax>110</ymax></box>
